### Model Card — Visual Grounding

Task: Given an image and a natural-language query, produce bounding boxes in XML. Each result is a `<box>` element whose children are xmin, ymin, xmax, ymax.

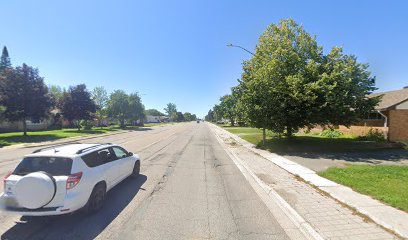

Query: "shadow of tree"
<box><xmin>0</xmin><ymin>135</ymin><xmax>66</xmax><ymax>147</ymax></box>
<box><xmin>255</xmin><ymin>136</ymin><xmax>408</xmax><ymax>164</ymax></box>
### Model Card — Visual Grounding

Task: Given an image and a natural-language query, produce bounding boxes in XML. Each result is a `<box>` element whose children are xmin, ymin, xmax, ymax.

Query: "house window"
<box><xmin>365</xmin><ymin>112</ymin><xmax>384</xmax><ymax>120</ymax></box>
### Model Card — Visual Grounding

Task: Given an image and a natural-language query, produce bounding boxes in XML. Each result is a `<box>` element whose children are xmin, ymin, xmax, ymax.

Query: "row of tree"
<box><xmin>0</xmin><ymin>46</ymin><xmax>197</xmax><ymax>136</ymax></box>
<box><xmin>206</xmin><ymin>19</ymin><xmax>379</xmax><ymax>143</ymax></box>
<box><xmin>163</xmin><ymin>103</ymin><xmax>197</xmax><ymax>122</ymax></box>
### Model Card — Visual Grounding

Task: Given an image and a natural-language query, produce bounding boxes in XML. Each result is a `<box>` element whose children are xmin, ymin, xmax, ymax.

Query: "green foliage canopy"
<box><xmin>60</xmin><ymin>84</ymin><xmax>96</xmax><ymax>130</ymax></box>
<box><xmin>0</xmin><ymin>64</ymin><xmax>53</xmax><ymax>135</ymax></box>
<box><xmin>237</xmin><ymin>19</ymin><xmax>379</xmax><ymax>138</ymax></box>
<box><xmin>107</xmin><ymin>90</ymin><xmax>145</xmax><ymax>127</ymax></box>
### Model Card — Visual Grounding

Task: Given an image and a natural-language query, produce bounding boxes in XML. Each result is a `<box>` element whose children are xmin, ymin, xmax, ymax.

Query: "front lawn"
<box><xmin>0</xmin><ymin>127</ymin><xmax>121</xmax><ymax>147</ymax></box>
<box><xmin>221</xmin><ymin>125</ymin><xmax>399</xmax><ymax>153</ymax></box>
<box><xmin>224</xmin><ymin>127</ymin><xmax>263</xmax><ymax>135</ymax></box>
<box><xmin>240</xmin><ymin>134</ymin><xmax>398</xmax><ymax>153</ymax></box>
<box><xmin>319</xmin><ymin>165</ymin><xmax>408</xmax><ymax>212</ymax></box>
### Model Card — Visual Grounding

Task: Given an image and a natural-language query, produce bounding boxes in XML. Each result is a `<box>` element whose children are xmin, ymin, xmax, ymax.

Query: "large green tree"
<box><xmin>0</xmin><ymin>46</ymin><xmax>11</xmax><ymax>72</ymax></box>
<box><xmin>317</xmin><ymin>47</ymin><xmax>379</xmax><ymax>126</ymax></box>
<box><xmin>49</xmin><ymin>85</ymin><xmax>65</xmax><ymax>106</ymax></box>
<box><xmin>175</xmin><ymin>112</ymin><xmax>184</xmax><ymax>122</ymax></box>
<box><xmin>183</xmin><ymin>112</ymin><xmax>197</xmax><ymax>121</ymax></box>
<box><xmin>60</xmin><ymin>84</ymin><xmax>96</xmax><ymax>130</ymax></box>
<box><xmin>237</xmin><ymin>19</ymin><xmax>378</xmax><ymax>141</ymax></box>
<box><xmin>213</xmin><ymin>104</ymin><xmax>223</xmax><ymax>122</ymax></box>
<box><xmin>92</xmin><ymin>86</ymin><xmax>109</xmax><ymax>127</ymax></box>
<box><xmin>145</xmin><ymin>109</ymin><xmax>165</xmax><ymax>116</ymax></box>
<box><xmin>219</xmin><ymin>94</ymin><xmax>237</xmax><ymax>126</ymax></box>
<box><xmin>0</xmin><ymin>64</ymin><xmax>52</xmax><ymax>135</ymax></box>
<box><xmin>0</xmin><ymin>46</ymin><xmax>12</xmax><ymax>116</ymax></box>
<box><xmin>164</xmin><ymin>103</ymin><xmax>177</xmax><ymax>121</ymax></box>
<box><xmin>205</xmin><ymin>109</ymin><xmax>214</xmax><ymax>122</ymax></box>
<box><xmin>128</xmin><ymin>92</ymin><xmax>145</xmax><ymax>125</ymax></box>
<box><xmin>107</xmin><ymin>90</ymin><xmax>144</xmax><ymax>128</ymax></box>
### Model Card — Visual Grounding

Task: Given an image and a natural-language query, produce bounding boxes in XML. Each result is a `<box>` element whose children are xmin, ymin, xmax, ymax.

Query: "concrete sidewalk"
<box><xmin>209</xmin><ymin>123</ymin><xmax>404</xmax><ymax>240</ymax></box>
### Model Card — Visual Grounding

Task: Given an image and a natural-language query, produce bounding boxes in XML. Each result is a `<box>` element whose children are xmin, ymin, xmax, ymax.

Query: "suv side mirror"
<box><xmin>127</xmin><ymin>152</ymin><xmax>133</xmax><ymax>156</ymax></box>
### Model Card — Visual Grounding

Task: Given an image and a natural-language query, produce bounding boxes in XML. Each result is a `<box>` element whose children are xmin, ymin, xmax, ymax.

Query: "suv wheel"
<box><xmin>131</xmin><ymin>161</ymin><xmax>140</xmax><ymax>178</ymax></box>
<box><xmin>86</xmin><ymin>183</ymin><xmax>106</xmax><ymax>213</ymax></box>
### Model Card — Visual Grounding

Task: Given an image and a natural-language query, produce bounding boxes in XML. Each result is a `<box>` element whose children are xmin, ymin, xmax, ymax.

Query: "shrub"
<box><xmin>80</xmin><ymin>120</ymin><xmax>93</xmax><ymax>130</ymax></box>
<box><xmin>320</xmin><ymin>129</ymin><xmax>343</xmax><ymax>138</ymax></box>
<box><xmin>359</xmin><ymin>128</ymin><xmax>386</xmax><ymax>142</ymax></box>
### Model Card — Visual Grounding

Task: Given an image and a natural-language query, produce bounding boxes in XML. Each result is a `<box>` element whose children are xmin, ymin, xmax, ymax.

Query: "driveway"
<box><xmin>282</xmin><ymin>149</ymin><xmax>408</xmax><ymax>172</ymax></box>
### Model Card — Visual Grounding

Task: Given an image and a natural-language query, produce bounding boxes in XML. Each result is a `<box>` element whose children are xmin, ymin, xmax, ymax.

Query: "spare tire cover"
<box><xmin>14</xmin><ymin>172</ymin><xmax>56</xmax><ymax>209</ymax></box>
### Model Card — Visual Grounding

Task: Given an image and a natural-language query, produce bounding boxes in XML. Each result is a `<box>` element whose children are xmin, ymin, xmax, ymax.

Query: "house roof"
<box><xmin>370</xmin><ymin>87</ymin><xmax>408</xmax><ymax>110</ymax></box>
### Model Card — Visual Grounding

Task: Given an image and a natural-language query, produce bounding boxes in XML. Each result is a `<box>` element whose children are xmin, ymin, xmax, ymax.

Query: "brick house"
<box><xmin>339</xmin><ymin>87</ymin><xmax>408</xmax><ymax>141</ymax></box>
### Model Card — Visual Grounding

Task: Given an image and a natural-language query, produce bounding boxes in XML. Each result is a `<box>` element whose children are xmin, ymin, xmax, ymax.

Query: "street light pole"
<box><xmin>227</xmin><ymin>43</ymin><xmax>266</xmax><ymax>146</ymax></box>
<box><xmin>226</xmin><ymin>43</ymin><xmax>254</xmax><ymax>56</ymax></box>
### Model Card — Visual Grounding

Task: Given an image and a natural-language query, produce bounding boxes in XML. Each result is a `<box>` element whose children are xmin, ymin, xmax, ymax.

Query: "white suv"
<box><xmin>0</xmin><ymin>143</ymin><xmax>140</xmax><ymax>216</ymax></box>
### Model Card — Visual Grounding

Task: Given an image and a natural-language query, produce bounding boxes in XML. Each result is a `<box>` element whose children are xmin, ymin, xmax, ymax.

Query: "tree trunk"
<box><xmin>77</xmin><ymin>120</ymin><xmax>81</xmax><ymax>131</ymax></box>
<box><xmin>286</xmin><ymin>125</ymin><xmax>293</xmax><ymax>140</ymax></box>
<box><xmin>120</xmin><ymin>119</ymin><xmax>125</xmax><ymax>129</ymax></box>
<box><xmin>262</xmin><ymin>127</ymin><xmax>266</xmax><ymax>146</ymax></box>
<box><xmin>230</xmin><ymin>118</ymin><xmax>235</xmax><ymax>127</ymax></box>
<box><xmin>23</xmin><ymin>117</ymin><xmax>27</xmax><ymax>136</ymax></box>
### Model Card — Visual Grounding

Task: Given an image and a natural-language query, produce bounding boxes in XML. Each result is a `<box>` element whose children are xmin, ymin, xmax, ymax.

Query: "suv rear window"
<box><xmin>13</xmin><ymin>157</ymin><xmax>73</xmax><ymax>176</ymax></box>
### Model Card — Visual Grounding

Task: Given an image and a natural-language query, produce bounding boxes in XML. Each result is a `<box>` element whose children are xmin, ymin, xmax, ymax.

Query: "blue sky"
<box><xmin>1</xmin><ymin>1</ymin><xmax>407</xmax><ymax>118</ymax></box>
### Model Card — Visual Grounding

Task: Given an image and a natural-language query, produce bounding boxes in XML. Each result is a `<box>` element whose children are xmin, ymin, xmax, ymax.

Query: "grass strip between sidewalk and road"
<box><xmin>319</xmin><ymin>165</ymin><xmax>408</xmax><ymax>213</ymax></box>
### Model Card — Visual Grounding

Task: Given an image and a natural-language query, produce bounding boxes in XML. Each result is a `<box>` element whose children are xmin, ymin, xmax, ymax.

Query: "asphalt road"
<box><xmin>0</xmin><ymin>122</ymin><xmax>294</xmax><ymax>240</ymax></box>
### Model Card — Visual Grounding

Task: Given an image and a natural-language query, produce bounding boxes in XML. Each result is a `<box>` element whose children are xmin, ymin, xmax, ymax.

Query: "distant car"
<box><xmin>197</xmin><ymin>120</ymin><xmax>200</xmax><ymax>123</ymax></box>
<box><xmin>0</xmin><ymin>143</ymin><xmax>140</xmax><ymax>216</ymax></box>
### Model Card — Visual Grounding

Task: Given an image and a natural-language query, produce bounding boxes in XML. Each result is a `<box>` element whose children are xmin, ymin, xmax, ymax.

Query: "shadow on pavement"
<box><xmin>1</xmin><ymin>174</ymin><xmax>147</xmax><ymax>240</ymax></box>
<box><xmin>282</xmin><ymin>149</ymin><xmax>408</xmax><ymax>165</ymax></box>
<box><xmin>131</xmin><ymin>127</ymin><xmax>152</xmax><ymax>131</ymax></box>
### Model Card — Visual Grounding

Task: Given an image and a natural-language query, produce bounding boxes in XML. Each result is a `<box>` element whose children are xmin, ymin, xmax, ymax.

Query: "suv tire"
<box><xmin>131</xmin><ymin>161</ymin><xmax>140</xmax><ymax>178</ymax></box>
<box><xmin>86</xmin><ymin>183</ymin><xmax>106</xmax><ymax>213</ymax></box>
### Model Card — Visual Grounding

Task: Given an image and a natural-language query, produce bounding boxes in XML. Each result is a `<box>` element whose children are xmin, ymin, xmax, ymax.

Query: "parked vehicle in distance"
<box><xmin>0</xmin><ymin>143</ymin><xmax>140</xmax><ymax>216</ymax></box>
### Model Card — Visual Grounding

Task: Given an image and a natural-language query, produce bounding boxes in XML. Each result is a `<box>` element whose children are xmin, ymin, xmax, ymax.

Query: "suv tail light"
<box><xmin>66</xmin><ymin>172</ymin><xmax>82</xmax><ymax>190</ymax></box>
<box><xmin>3</xmin><ymin>171</ymin><xmax>12</xmax><ymax>190</ymax></box>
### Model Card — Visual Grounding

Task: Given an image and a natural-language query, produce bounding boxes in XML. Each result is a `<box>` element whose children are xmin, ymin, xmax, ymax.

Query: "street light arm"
<box><xmin>226</xmin><ymin>43</ymin><xmax>254</xmax><ymax>56</ymax></box>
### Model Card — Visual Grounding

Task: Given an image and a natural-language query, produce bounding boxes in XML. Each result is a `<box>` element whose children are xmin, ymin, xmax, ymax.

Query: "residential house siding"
<box><xmin>388</xmin><ymin>109</ymin><xmax>408</xmax><ymax>141</ymax></box>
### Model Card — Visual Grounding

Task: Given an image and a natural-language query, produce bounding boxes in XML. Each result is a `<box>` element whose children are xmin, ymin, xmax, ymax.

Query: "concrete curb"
<box><xmin>210</xmin><ymin>124</ymin><xmax>324</xmax><ymax>240</ymax></box>
<box><xmin>211</xmin><ymin>123</ymin><xmax>408</xmax><ymax>239</ymax></box>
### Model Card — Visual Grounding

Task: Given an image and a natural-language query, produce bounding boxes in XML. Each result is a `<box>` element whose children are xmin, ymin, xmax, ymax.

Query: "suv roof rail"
<box><xmin>32</xmin><ymin>142</ymin><xmax>82</xmax><ymax>154</ymax></box>
<box><xmin>76</xmin><ymin>143</ymin><xmax>113</xmax><ymax>154</ymax></box>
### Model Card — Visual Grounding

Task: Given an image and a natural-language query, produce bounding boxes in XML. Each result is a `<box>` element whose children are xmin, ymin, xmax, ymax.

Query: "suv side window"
<box><xmin>112</xmin><ymin>147</ymin><xmax>128</xmax><ymax>159</ymax></box>
<box><xmin>82</xmin><ymin>148</ymin><xmax>115</xmax><ymax>167</ymax></box>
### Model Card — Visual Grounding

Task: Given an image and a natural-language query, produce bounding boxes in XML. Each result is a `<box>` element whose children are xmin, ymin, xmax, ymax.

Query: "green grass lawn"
<box><xmin>143</xmin><ymin>122</ymin><xmax>178</xmax><ymax>127</ymax></box>
<box><xmin>241</xmin><ymin>134</ymin><xmax>398</xmax><ymax>153</ymax></box>
<box><xmin>223</xmin><ymin>126</ymin><xmax>401</xmax><ymax>153</ymax></box>
<box><xmin>319</xmin><ymin>165</ymin><xmax>408</xmax><ymax>212</ymax></box>
<box><xmin>0</xmin><ymin>127</ymin><xmax>122</xmax><ymax>147</ymax></box>
<box><xmin>224</xmin><ymin>127</ymin><xmax>263</xmax><ymax>135</ymax></box>
<box><xmin>0</xmin><ymin>122</ymin><xmax>181</xmax><ymax>147</ymax></box>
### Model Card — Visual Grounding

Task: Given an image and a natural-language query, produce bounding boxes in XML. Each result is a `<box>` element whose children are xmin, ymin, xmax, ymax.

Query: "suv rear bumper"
<box><xmin>0</xmin><ymin>193</ymin><xmax>74</xmax><ymax>216</ymax></box>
